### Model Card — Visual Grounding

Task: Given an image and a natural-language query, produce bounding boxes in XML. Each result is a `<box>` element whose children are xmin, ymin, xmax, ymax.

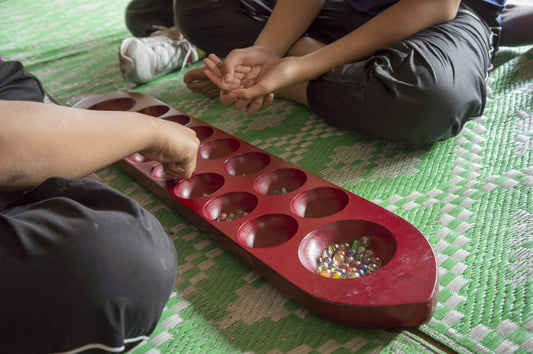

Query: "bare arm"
<box><xmin>253</xmin><ymin>0</ymin><xmax>325</xmax><ymax>57</ymax></box>
<box><xmin>208</xmin><ymin>0</ymin><xmax>460</xmax><ymax>111</ymax></box>
<box><xmin>295</xmin><ymin>0</ymin><xmax>461</xmax><ymax>80</ymax></box>
<box><xmin>219</xmin><ymin>0</ymin><xmax>324</xmax><ymax>82</ymax></box>
<box><xmin>0</xmin><ymin>100</ymin><xmax>199</xmax><ymax>190</ymax></box>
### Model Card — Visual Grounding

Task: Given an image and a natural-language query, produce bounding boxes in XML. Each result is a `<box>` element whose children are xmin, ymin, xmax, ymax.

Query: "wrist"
<box><xmin>138</xmin><ymin>114</ymin><xmax>161</xmax><ymax>153</ymax></box>
<box><xmin>253</xmin><ymin>39</ymin><xmax>290</xmax><ymax>59</ymax></box>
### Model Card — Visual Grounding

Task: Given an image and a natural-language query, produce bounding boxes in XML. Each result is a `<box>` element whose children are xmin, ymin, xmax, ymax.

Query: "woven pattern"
<box><xmin>1</xmin><ymin>0</ymin><xmax>531</xmax><ymax>353</ymax></box>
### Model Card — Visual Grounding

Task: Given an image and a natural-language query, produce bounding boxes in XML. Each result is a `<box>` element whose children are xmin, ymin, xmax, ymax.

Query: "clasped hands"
<box><xmin>202</xmin><ymin>46</ymin><xmax>301</xmax><ymax>114</ymax></box>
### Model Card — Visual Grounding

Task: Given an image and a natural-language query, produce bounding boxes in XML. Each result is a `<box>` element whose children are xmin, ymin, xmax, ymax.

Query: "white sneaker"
<box><xmin>119</xmin><ymin>26</ymin><xmax>199</xmax><ymax>84</ymax></box>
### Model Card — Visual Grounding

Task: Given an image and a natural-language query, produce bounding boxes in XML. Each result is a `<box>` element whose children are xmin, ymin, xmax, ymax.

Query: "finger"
<box><xmin>221</xmin><ymin>51</ymin><xmax>243</xmax><ymax>83</ymax></box>
<box><xmin>189</xmin><ymin>86</ymin><xmax>220</xmax><ymax>97</ymax></box>
<box><xmin>247</xmin><ymin>96</ymin><xmax>264</xmax><ymax>115</ymax></box>
<box><xmin>235</xmin><ymin>65</ymin><xmax>252</xmax><ymax>75</ymax></box>
<box><xmin>262</xmin><ymin>93</ymin><xmax>275</xmax><ymax>108</ymax></box>
<box><xmin>242</xmin><ymin>79</ymin><xmax>256</xmax><ymax>89</ymax></box>
<box><xmin>220</xmin><ymin>90</ymin><xmax>237</xmax><ymax>105</ymax></box>
<box><xmin>203</xmin><ymin>57</ymin><xmax>222</xmax><ymax>76</ymax></box>
<box><xmin>233</xmin><ymin>69</ymin><xmax>250</xmax><ymax>81</ymax></box>
<box><xmin>242</xmin><ymin>65</ymin><xmax>261</xmax><ymax>82</ymax></box>
<box><xmin>236</xmin><ymin>83</ymin><xmax>271</xmax><ymax>102</ymax></box>
<box><xmin>163</xmin><ymin>160</ymin><xmax>196</xmax><ymax>180</ymax></box>
<box><xmin>187</xmin><ymin>79</ymin><xmax>215</xmax><ymax>90</ymax></box>
<box><xmin>186</xmin><ymin>79</ymin><xmax>220</xmax><ymax>97</ymax></box>
<box><xmin>183</xmin><ymin>67</ymin><xmax>205</xmax><ymax>83</ymax></box>
<box><xmin>234</xmin><ymin>98</ymin><xmax>252</xmax><ymax>111</ymax></box>
<box><xmin>208</xmin><ymin>53</ymin><xmax>223</xmax><ymax>65</ymax></box>
<box><xmin>204</xmin><ymin>69</ymin><xmax>232</xmax><ymax>91</ymax></box>
<box><xmin>201</xmin><ymin>86</ymin><xmax>220</xmax><ymax>97</ymax></box>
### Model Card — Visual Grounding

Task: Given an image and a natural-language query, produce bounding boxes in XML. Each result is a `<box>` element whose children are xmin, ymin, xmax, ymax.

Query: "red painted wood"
<box><xmin>74</xmin><ymin>92</ymin><xmax>439</xmax><ymax>328</ymax></box>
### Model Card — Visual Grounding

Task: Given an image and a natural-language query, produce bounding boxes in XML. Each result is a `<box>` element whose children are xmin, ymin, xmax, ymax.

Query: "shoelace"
<box><xmin>148</xmin><ymin>26</ymin><xmax>194</xmax><ymax>72</ymax></box>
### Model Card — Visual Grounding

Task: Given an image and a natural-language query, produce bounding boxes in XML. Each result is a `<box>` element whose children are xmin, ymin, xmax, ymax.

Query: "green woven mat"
<box><xmin>1</xmin><ymin>1</ymin><xmax>531</xmax><ymax>353</ymax></box>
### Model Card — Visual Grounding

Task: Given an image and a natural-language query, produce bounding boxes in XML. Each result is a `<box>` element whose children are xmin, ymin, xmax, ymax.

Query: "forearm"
<box><xmin>297</xmin><ymin>0</ymin><xmax>460</xmax><ymax>80</ymax></box>
<box><xmin>0</xmin><ymin>100</ymin><xmax>155</xmax><ymax>190</ymax></box>
<box><xmin>254</xmin><ymin>0</ymin><xmax>324</xmax><ymax>57</ymax></box>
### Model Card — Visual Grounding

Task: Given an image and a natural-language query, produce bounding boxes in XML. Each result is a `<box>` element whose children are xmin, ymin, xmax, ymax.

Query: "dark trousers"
<box><xmin>127</xmin><ymin>0</ymin><xmax>496</xmax><ymax>144</ymax></box>
<box><xmin>0</xmin><ymin>60</ymin><xmax>45</xmax><ymax>102</ymax></box>
<box><xmin>0</xmin><ymin>61</ymin><xmax>177</xmax><ymax>353</ymax></box>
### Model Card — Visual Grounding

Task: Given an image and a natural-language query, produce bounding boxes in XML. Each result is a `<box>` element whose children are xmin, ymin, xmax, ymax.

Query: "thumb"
<box><xmin>163</xmin><ymin>160</ymin><xmax>196</xmax><ymax>179</ymax></box>
<box><xmin>221</xmin><ymin>51</ymin><xmax>245</xmax><ymax>84</ymax></box>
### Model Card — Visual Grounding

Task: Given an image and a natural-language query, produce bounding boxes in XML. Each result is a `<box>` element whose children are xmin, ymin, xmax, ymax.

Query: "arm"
<box><xmin>217</xmin><ymin>0</ymin><xmax>461</xmax><ymax>104</ymax></box>
<box><xmin>253</xmin><ymin>0</ymin><xmax>325</xmax><ymax>58</ymax></box>
<box><xmin>218</xmin><ymin>0</ymin><xmax>325</xmax><ymax>82</ymax></box>
<box><xmin>0</xmin><ymin>100</ymin><xmax>200</xmax><ymax>190</ymax></box>
<box><xmin>295</xmin><ymin>0</ymin><xmax>461</xmax><ymax>80</ymax></box>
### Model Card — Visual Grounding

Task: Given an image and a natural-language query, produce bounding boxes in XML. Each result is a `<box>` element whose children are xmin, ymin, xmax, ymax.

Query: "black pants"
<box><xmin>0</xmin><ymin>60</ymin><xmax>45</xmax><ymax>102</ymax></box>
<box><xmin>0</xmin><ymin>61</ymin><xmax>177</xmax><ymax>353</ymax></box>
<box><xmin>127</xmin><ymin>0</ymin><xmax>496</xmax><ymax>144</ymax></box>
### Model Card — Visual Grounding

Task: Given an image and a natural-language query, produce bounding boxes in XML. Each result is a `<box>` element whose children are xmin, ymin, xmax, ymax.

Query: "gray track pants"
<box><xmin>128</xmin><ymin>0</ymin><xmax>495</xmax><ymax>144</ymax></box>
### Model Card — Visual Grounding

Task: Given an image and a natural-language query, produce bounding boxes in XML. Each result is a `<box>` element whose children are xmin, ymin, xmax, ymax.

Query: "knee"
<box><xmin>309</xmin><ymin>73</ymin><xmax>483</xmax><ymax>144</ymax></box>
<box><xmin>0</xmin><ymin>179</ymin><xmax>177</xmax><ymax>352</ymax></box>
<box><xmin>66</xmin><ymin>187</ymin><xmax>178</xmax><ymax>308</ymax></box>
<box><xmin>53</xmin><ymin>215</ymin><xmax>177</xmax><ymax>348</ymax></box>
<box><xmin>371</xmin><ymin>83</ymin><xmax>473</xmax><ymax>144</ymax></box>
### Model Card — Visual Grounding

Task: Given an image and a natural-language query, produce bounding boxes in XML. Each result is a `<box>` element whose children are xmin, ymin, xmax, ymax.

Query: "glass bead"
<box><xmin>368</xmin><ymin>263</ymin><xmax>380</xmax><ymax>272</ymax></box>
<box><xmin>332</xmin><ymin>269</ymin><xmax>345</xmax><ymax>278</ymax></box>
<box><xmin>335</xmin><ymin>249</ymin><xmax>345</xmax><ymax>256</ymax></box>
<box><xmin>363</xmin><ymin>249</ymin><xmax>375</xmax><ymax>260</ymax></box>
<box><xmin>351</xmin><ymin>260</ymin><xmax>361</xmax><ymax>268</ymax></box>
<box><xmin>317</xmin><ymin>262</ymin><xmax>328</xmax><ymax>272</ymax></box>
<box><xmin>333</xmin><ymin>254</ymin><xmax>344</xmax><ymax>266</ymax></box>
<box><xmin>362</xmin><ymin>257</ymin><xmax>372</xmax><ymax>265</ymax></box>
<box><xmin>316</xmin><ymin>238</ymin><xmax>381</xmax><ymax>279</ymax></box>
<box><xmin>371</xmin><ymin>257</ymin><xmax>382</xmax><ymax>267</ymax></box>
<box><xmin>357</xmin><ymin>264</ymin><xmax>369</xmax><ymax>274</ymax></box>
<box><xmin>360</xmin><ymin>236</ymin><xmax>371</xmax><ymax>247</ymax></box>
<box><xmin>356</xmin><ymin>248</ymin><xmax>366</xmax><ymax>262</ymax></box>
<box><xmin>339</xmin><ymin>263</ymin><xmax>350</xmax><ymax>271</ymax></box>
<box><xmin>320</xmin><ymin>270</ymin><xmax>333</xmax><ymax>278</ymax></box>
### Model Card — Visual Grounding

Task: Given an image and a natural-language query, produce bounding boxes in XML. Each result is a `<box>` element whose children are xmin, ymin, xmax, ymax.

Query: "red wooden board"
<box><xmin>74</xmin><ymin>92</ymin><xmax>438</xmax><ymax>328</ymax></box>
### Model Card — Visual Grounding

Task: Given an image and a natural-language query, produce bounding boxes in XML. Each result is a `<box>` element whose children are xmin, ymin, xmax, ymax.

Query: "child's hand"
<box><xmin>140</xmin><ymin>119</ymin><xmax>200</xmax><ymax>179</ymax></box>
<box><xmin>218</xmin><ymin>46</ymin><xmax>279</xmax><ymax>84</ymax></box>
<box><xmin>203</xmin><ymin>54</ymin><xmax>249</xmax><ymax>91</ymax></box>
<box><xmin>219</xmin><ymin>57</ymin><xmax>301</xmax><ymax>114</ymax></box>
<box><xmin>204</xmin><ymin>54</ymin><xmax>275</xmax><ymax>114</ymax></box>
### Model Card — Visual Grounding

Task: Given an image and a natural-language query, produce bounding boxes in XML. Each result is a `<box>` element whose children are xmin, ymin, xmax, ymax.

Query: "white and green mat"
<box><xmin>1</xmin><ymin>0</ymin><xmax>531</xmax><ymax>353</ymax></box>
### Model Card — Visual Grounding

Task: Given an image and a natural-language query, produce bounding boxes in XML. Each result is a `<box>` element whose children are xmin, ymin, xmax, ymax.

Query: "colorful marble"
<box><xmin>216</xmin><ymin>209</ymin><xmax>248</xmax><ymax>221</ymax></box>
<box><xmin>315</xmin><ymin>237</ymin><xmax>382</xmax><ymax>279</ymax></box>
